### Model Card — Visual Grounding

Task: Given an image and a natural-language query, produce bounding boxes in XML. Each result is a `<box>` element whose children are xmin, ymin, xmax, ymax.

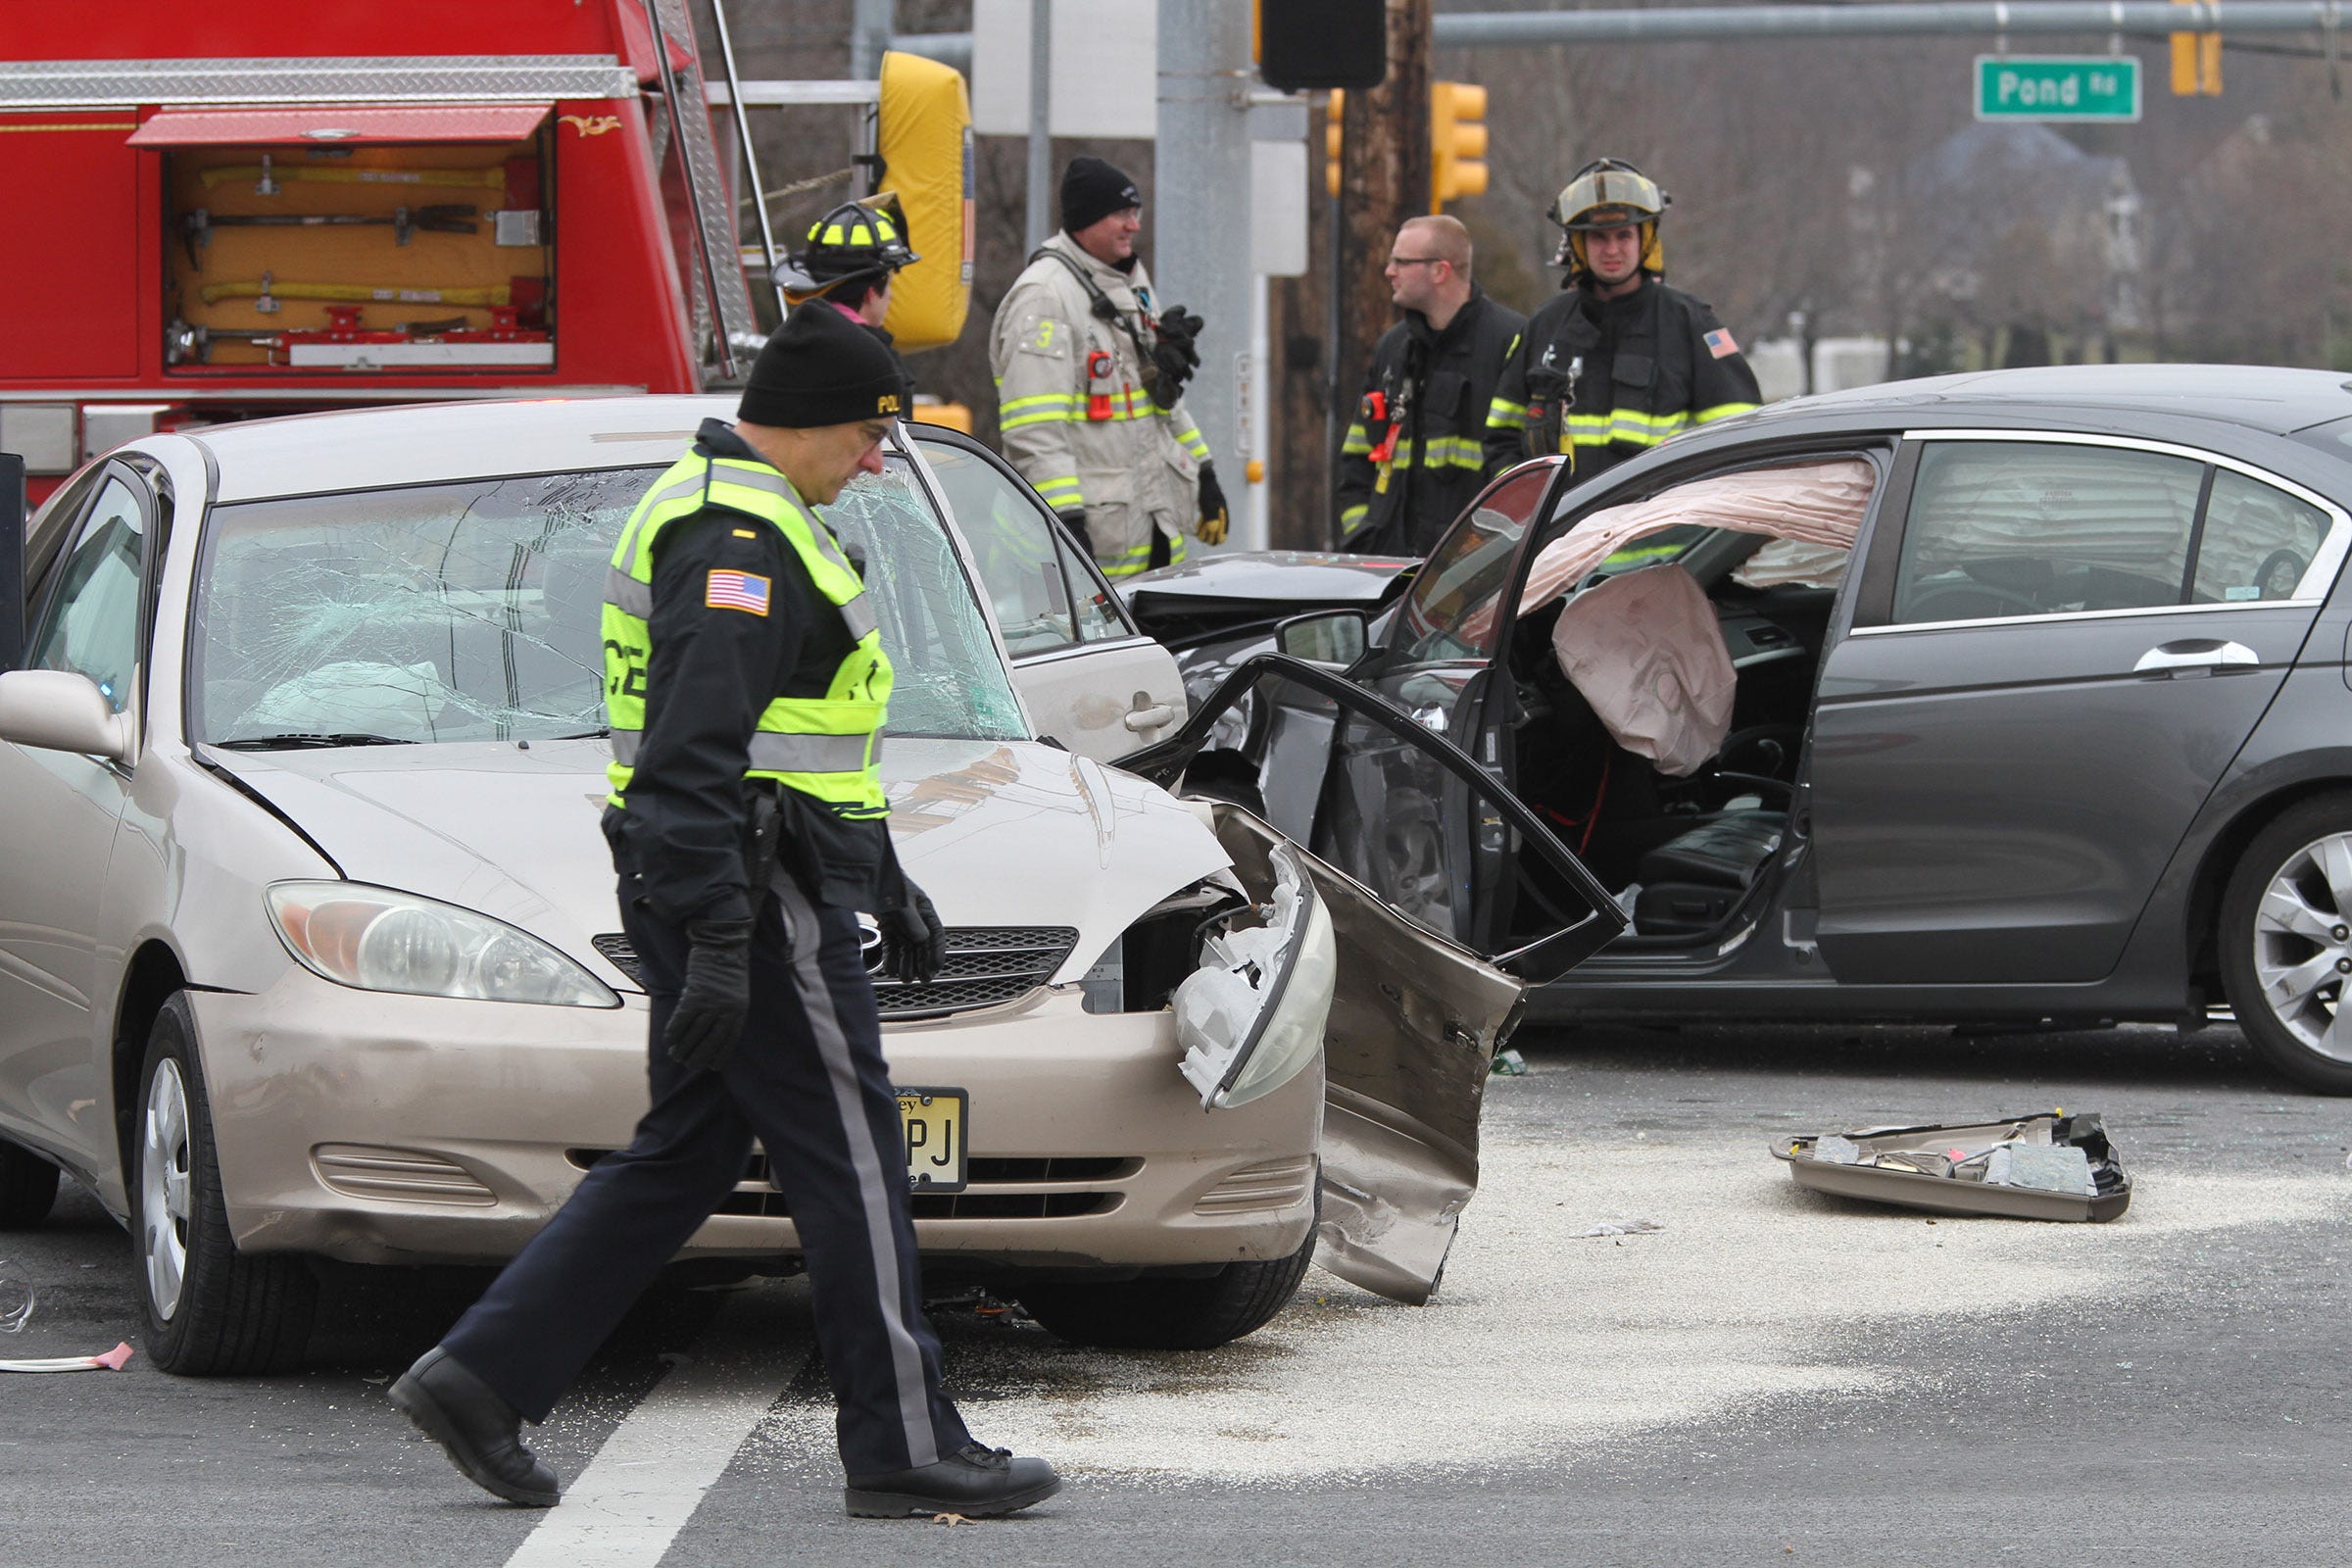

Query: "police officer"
<box><xmin>1336</xmin><ymin>214</ymin><xmax>1524</xmax><ymax>556</ymax></box>
<box><xmin>989</xmin><ymin>155</ymin><xmax>1228</xmax><ymax>577</ymax></box>
<box><xmin>785</xmin><ymin>195</ymin><xmax>918</xmax><ymax>378</ymax></box>
<box><xmin>389</xmin><ymin>305</ymin><xmax>1060</xmax><ymax>1521</ymax></box>
<box><xmin>1484</xmin><ymin>159</ymin><xmax>1760</xmax><ymax>485</ymax></box>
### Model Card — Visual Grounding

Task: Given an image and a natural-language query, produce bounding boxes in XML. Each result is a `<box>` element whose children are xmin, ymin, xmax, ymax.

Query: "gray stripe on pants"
<box><xmin>770</xmin><ymin>873</ymin><xmax>939</xmax><ymax>1469</ymax></box>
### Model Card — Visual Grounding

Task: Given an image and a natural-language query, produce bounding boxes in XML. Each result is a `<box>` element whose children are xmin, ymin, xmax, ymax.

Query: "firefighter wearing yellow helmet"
<box><xmin>1483</xmin><ymin>159</ymin><xmax>1759</xmax><ymax>485</ymax></box>
<box><xmin>783</xmin><ymin>197</ymin><xmax>921</xmax><ymax>379</ymax></box>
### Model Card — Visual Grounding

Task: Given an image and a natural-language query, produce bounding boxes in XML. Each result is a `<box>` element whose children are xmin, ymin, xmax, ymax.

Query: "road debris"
<box><xmin>1777</xmin><ymin>1111</ymin><xmax>2130</xmax><ymax>1221</ymax></box>
<box><xmin>0</xmin><ymin>1341</ymin><xmax>134</xmax><ymax>1373</ymax></box>
<box><xmin>1573</xmin><ymin>1218</ymin><xmax>1664</xmax><ymax>1238</ymax></box>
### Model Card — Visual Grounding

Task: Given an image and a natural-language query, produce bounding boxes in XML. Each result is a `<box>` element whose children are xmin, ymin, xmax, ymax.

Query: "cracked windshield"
<box><xmin>190</xmin><ymin>455</ymin><xmax>1026</xmax><ymax>748</ymax></box>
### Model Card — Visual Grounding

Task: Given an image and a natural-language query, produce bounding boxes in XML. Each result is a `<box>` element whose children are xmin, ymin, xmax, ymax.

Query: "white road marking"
<box><xmin>504</xmin><ymin>1296</ymin><xmax>797</xmax><ymax>1568</ymax></box>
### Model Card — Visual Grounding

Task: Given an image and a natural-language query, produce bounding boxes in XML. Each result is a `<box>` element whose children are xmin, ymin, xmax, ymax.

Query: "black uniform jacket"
<box><xmin>604</xmin><ymin>419</ymin><xmax>890</xmax><ymax>927</ymax></box>
<box><xmin>1482</xmin><ymin>275</ymin><xmax>1761</xmax><ymax>487</ymax></box>
<box><xmin>1337</xmin><ymin>287</ymin><xmax>1525</xmax><ymax>557</ymax></box>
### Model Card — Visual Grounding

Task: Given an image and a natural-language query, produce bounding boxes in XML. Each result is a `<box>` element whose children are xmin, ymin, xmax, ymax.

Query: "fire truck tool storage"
<box><xmin>0</xmin><ymin>0</ymin><xmax>974</xmax><ymax>508</ymax></box>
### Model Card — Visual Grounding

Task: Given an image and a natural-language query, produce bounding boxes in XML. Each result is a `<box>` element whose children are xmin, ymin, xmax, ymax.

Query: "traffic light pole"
<box><xmin>1155</xmin><ymin>0</ymin><xmax>1258</xmax><ymax>542</ymax></box>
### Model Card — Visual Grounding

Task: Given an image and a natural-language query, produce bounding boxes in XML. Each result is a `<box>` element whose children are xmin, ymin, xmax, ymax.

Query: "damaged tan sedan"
<box><xmin>0</xmin><ymin>398</ymin><xmax>1621</xmax><ymax>1374</ymax></box>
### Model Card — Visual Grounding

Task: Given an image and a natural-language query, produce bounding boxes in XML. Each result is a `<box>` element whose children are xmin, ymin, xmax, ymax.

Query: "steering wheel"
<box><xmin>2253</xmin><ymin>548</ymin><xmax>2308</xmax><ymax>600</ymax></box>
<box><xmin>1901</xmin><ymin>580</ymin><xmax>2047</xmax><ymax>621</ymax></box>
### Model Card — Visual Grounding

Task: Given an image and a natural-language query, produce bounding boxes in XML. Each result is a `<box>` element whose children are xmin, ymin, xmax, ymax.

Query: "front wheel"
<box><xmin>134</xmin><ymin>994</ymin><xmax>317</xmax><ymax>1374</ymax></box>
<box><xmin>2219</xmin><ymin>794</ymin><xmax>2352</xmax><ymax>1095</ymax></box>
<box><xmin>1016</xmin><ymin>1219</ymin><xmax>1316</xmax><ymax>1350</ymax></box>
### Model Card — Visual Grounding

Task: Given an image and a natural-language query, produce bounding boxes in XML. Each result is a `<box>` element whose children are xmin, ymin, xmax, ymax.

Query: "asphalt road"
<box><xmin>5</xmin><ymin>1019</ymin><xmax>2345</xmax><ymax>1568</ymax></box>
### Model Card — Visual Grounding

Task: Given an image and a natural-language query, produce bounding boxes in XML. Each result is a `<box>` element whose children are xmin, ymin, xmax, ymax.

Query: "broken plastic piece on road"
<box><xmin>0</xmin><ymin>1276</ymin><xmax>31</xmax><ymax>1332</ymax></box>
<box><xmin>1491</xmin><ymin>1047</ymin><xmax>1529</xmax><ymax>1076</ymax></box>
<box><xmin>1776</xmin><ymin>1112</ymin><xmax>2130</xmax><ymax>1221</ymax></box>
<box><xmin>0</xmin><ymin>1341</ymin><xmax>135</xmax><ymax>1373</ymax></box>
<box><xmin>1573</xmin><ymin>1218</ymin><xmax>1664</xmax><ymax>1238</ymax></box>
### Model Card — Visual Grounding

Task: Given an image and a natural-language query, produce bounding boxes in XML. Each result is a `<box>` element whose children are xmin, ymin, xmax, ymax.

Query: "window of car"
<box><xmin>917</xmin><ymin>439</ymin><xmax>1129</xmax><ymax>655</ymax></box>
<box><xmin>190</xmin><ymin>456</ymin><xmax>1027</xmax><ymax>747</ymax></box>
<box><xmin>1891</xmin><ymin>440</ymin><xmax>2210</xmax><ymax>625</ymax></box>
<box><xmin>26</xmin><ymin>473</ymin><xmax>146</xmax><ymax>713</ymax></box>
<box><xmin>1392</xmin><ymin>464</ymin><xmax>1551</xmax><ymax>662</ymax></box>
<box><xmin>2191</xmin><ymin>467</ymin><xmax>2332</xmax><ymax>603</ymax></box>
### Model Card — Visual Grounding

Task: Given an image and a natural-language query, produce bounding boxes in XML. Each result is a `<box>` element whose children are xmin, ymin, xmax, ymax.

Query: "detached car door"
<box><xmin>1811</xmin><ymin>430</ymin><xmax>2348</xmax><ymax>983</ymax></box>
<box><xmin>1122</xmin><ymin>655</ymin><xmax>1623</xmax><ymax>1301</ymax></box>
<box><xmin>909</xmin><ymin>429</ymin><xmax>1187</xmax><ymax>760</ymax></box>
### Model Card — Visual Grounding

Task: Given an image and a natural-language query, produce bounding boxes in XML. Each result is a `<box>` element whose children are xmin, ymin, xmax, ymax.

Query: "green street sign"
<box><xmin>1974</xmin><ymin>56</ymin><xmax>2142</xmax><ymax>122</ymax></box>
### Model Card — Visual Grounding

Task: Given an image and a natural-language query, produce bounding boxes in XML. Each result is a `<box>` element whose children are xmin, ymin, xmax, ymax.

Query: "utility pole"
<box><xmin>1333</xmin><ymin>0</ymin><xmax>1431</xmax><ymax>542</ymax></box>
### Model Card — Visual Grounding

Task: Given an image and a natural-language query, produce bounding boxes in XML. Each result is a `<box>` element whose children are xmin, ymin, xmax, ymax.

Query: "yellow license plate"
<box><xmin>898</xmin><ymin>1087</ymin><xmax>967</xmax><ymax>1193</ymax></box>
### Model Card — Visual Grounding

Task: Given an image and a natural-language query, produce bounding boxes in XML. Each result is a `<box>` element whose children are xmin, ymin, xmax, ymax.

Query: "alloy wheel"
<box><xmin>2250</xmin><ymin>831</ymin><xmax>2352</xmax><ymax>1065</ymax></box>
<box><xmin>140</xmin><ymin>1057</ymin><xmax>194</xmax><ymax>1319</ymax></box>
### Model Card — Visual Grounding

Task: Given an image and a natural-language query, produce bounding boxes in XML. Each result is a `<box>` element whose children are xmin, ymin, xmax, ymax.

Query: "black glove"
<box><xmin>1149</xmin><ymin>306</ymin><xmax>1203</xmax><ymax>409</ymax></box>
<box><xmin>878</xmin><ymin>882</ymin><xmax>947</xmax><ymax>986</ymax></box>
<box><xmin>1054</xmin><ymin>508</ymin><xmax>1093</xmax><ymax>557</ymax></box>
<box><xmin>1196</xmin><ymin>462</ymin><xmax>1229</xmax><ymax>546</ymax></box>
<box><xmin>664</xmin><ymin>917</ymin><xmax>753</xmax><ymax>1071</ymax></box>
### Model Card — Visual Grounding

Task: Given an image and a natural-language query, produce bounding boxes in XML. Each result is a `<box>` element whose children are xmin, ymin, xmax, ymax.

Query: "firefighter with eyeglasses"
<box><xmin>989</xmin><ymin>156</ymin><xmax>1228</xmax><ymax>577</ymax></box>
<box><xmin>1484</xmin><ymin>159</ymin><xmax>1760</xmax><ymax>486</ymax></box>
<box><xmin>1337</xmin><ymin>214</ymin><xmax>1524</xmax><ymax>556</ymax></box>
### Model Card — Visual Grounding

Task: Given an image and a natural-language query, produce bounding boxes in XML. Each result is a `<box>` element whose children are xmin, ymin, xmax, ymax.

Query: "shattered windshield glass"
<box><xmin>191</xmin><ymin>455</ymin><xmax>1027</xmax><ymax>747</ymax></box>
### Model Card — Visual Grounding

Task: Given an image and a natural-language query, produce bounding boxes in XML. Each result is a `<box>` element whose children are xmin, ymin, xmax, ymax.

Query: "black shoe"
<box><xmin>845</xmin><ymin>1442</ymin><xmax>1061</xmax><ymax>1518</ymax></box>
<box><xmin>389</xmin><ymin>1346</ymin><xmax>561</xmax><ymax>1507</ymax></box>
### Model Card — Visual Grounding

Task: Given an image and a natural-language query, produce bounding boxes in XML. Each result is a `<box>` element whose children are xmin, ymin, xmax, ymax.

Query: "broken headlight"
<box><xmin>1174</xmin><ymin>842</ymin><xmax>1337</xmax><ymax>1109</ymax></box>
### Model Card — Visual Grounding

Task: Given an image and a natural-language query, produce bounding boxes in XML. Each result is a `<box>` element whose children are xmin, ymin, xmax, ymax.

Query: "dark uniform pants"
<box><xmin>440</xmin><ymin>877</ymin><xmax>971</xmax><ymax>1477</ymax></box>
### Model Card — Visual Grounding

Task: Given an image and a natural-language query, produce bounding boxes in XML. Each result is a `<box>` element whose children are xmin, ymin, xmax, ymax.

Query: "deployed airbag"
<box><xmin>1547</xmin><ymin>563</ymin><xmax>1735</xmax><ymax>777</ymax></box>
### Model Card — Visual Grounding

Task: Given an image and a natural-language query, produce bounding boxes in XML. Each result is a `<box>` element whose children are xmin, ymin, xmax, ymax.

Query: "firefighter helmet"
<box><xmin>784</xmin><ymin>194</ymin><xmax>920</xmax><ymax>294</ymax></box>
<box><xmin>1547</xmin><ymin>158</ymin><xmax>1668</xmax><ymax>280</ymax></box>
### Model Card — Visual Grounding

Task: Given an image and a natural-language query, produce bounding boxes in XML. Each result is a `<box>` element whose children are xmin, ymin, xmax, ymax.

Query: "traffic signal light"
<box><xmin>1325</xmin><ymin>89</ymin><xmax>1345</xmax><ymax>199</ymax></box>
<box><xmin>1324</xmin><ymin>82</ymin><xmax>1489</xmax><ymax>206</ymax></box>
<box><xmin>2170</xmin><ymin>0</ymin><xmax>2222</xmax><ymax>93</ymax></box>
<box><xmin>1430</xmin><ymin>80</ymin><xmax>1488</xmax><ymax>208</ymax></box>
<box><xmin>1257</xmin><ymin>0</ymin><xmax>1388</xmax><ymax>92</ymax></box>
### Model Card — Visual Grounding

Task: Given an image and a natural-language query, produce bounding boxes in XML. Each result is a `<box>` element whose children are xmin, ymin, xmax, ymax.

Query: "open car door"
<box><xmin>1118</xmin><ymin>656</ymin><xmax>1625</xmax><ymax>1302</ymax></box>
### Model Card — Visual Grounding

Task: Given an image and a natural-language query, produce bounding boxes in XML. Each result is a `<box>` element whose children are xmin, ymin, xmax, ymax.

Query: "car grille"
<box><xmin>1192</xmin><ymin>1155</ymin><xmax>1317</xmax><ymax>1217</ymax></box>
<box><xmin>564</xmin><ymin>1150</ymin><xmax>1136</xmax><ymax>1221</ymax></box>
<box><xmin>590</xmin><ymin>925</ymin><xmax>1079</xmax><ymax>1018</ymax></box>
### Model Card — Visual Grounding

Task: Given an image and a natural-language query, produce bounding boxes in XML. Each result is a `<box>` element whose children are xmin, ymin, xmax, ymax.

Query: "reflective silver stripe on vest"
<box><xmin>605</xmin><ymin>568</ymin><xmax>653</xmax><ymax>619</ymax></box>
<box><xmin>837</xmin><ymin>591</ymin><xmax>876</xmax><ymax>640</ymax></box>
<box><xmin>710</xmin><ymin>462</ymin><xmax>798</xmax><ymax>502</ymax></box>
<box><xmin>748</xmin><ymin>730</ymin><xmax>874</xmax><ymax>772</ymax></box>
<box><xmin>609</xmin><ymin>727</ymin><xmax>867</xmax><ymax>773</ymax></box>
<box><xmin>612</xmin><ymin>728</ymin><xmax>870</xmax><ymax>775</ymax></box>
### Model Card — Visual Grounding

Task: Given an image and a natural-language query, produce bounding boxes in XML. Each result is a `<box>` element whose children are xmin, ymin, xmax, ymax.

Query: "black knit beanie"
<box><xmin>737</xmin><ymin>303</ymin><xmax>907</xmax><ymax>428</ymax></box>
<box><xmin>1059</xmin><ymin>155</ymin><xmax>1141</xmax><ymax>234</ymax></box>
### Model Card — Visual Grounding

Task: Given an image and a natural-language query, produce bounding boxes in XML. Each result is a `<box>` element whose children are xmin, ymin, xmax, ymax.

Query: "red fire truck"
<box><xmin>0</xmin><ymin>0</ymin><xmax>973</xmax><ymax>506</ymax></box>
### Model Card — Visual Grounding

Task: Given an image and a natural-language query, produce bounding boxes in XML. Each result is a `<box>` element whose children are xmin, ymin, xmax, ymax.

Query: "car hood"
<box><xmin>204</xmin><ymin>735</ymin><xmax>1228</xmax><ymax>992</ymax></box>
<box><xmin>1123</xmin><ymin>550</ymin><xmax>1417</xmax><ymax>608</ymax></box>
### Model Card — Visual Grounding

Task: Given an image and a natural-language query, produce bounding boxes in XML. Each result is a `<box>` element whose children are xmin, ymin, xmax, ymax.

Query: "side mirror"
<box><xmin>0</xmin><ymin>669</ymin><xmax>132</xmax><ymax>762</ymax></box>
<box><xmin>1273</xmin><ymin>608</ymin><xmax>1369</xmax><ymax>669</ymax></box>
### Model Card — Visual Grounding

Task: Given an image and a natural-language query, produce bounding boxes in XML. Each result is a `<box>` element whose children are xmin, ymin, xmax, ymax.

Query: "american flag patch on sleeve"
<box><xmin>1704</xmin><ymin>328</ymin><xmax>1740</xmax><ymax>360</ymax></box>
<box><xmin>706</xmin><ymin>569</ymin><xmax>771</xmax><ymax>615</ymax></box>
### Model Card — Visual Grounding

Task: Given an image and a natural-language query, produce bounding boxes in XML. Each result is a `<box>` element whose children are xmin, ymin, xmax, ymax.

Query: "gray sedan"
<box><xmin>1125</xmin><ymin>365</ymin><xmax>2352</xmax><ymax>1094</ymax></box>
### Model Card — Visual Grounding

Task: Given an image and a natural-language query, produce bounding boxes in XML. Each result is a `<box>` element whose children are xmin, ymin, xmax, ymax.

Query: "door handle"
<box><xmin>2133</xmin><ymin>639</ymin><xmax>2258</xmax><ymax>674</ymax></box>
<box><xmin>1122</xmin><ymin>703</ymin><xmax>1180</xmax><ymax>732</ymax></box>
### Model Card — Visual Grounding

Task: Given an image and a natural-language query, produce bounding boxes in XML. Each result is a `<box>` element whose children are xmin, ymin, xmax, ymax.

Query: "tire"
<box><xmin>134</xmin><ymin>994</ymin><xmax>317</xmax><ymax>1374</ymax></box>
<box><xmin>2219</xmin><ymin>794</ymin><xmax>2352</xmax><ymax>1095</ymax></box>
<box><xmin>0</xmin><ymin>1139</ymin><xmax>61</xmax><ymax>1229</ymax></box>
<box><xmin>1016</xmin><ymin>1218</ymin><xmax>1317</xmax><ymax>1351</ymax></box>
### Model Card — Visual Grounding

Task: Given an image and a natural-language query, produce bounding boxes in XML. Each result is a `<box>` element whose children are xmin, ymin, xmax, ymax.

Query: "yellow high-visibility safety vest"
<box><xmin>602</xmin><ymin>451</ymin><xmax>893</xmax><ymax>817</ymax></box>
